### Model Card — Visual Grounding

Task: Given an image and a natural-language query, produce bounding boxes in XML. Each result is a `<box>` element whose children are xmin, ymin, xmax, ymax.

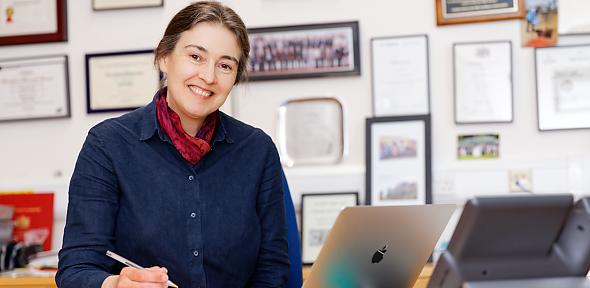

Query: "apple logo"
<box><xmin>371</xmin><ymin>245</ymin><xmax>388</xmax><ymax>264</ymax></box>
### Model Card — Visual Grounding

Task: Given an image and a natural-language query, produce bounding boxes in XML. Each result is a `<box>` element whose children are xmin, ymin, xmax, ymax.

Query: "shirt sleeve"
<box><xmin>56</xmin><ymin>125</ymin><xmax>119</xmax><ymax>288</ymax></box>
<box><xmin>248</xmin><ymin>135</ymin><xmax>290</xmax><ymax>287</ymax></box>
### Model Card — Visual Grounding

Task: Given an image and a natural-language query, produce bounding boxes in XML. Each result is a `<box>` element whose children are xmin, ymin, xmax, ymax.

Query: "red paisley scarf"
<box><xmin>156</xmin><ymin>92</ymin><xmax>217</xmax><ymax>165</ymax></box>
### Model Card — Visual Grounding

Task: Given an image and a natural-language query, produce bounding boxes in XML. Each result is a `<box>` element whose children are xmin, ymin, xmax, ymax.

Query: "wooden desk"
<box><xmin>0</xmin><ymin>277</ymin><xmax>56</xmax><ymax>288</ymax></box>
<box><xmin>303</xmin><ymin>264</ymin><xmax>433</xmax><ymax>288</ymax></box>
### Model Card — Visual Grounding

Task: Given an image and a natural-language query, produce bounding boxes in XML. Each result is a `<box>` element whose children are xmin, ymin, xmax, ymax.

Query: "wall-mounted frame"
<box><xmin>453</xmin><ymin>41</ymin><xmax>513</xmax><ymax>124</ymax></box>
<box><xmin>365</xmin><ymin>115</ymin><xmax>431</xmax><ymax>206</ymax></box>
<box><xmin>92</xmin><ymin>0</ymin><xmax>163</xmax><ymax>11</ymax></box>
<box><xmin>85</xmin><ymin>50</ymin><xmax>160</xmax><ymax>113</ymax></box>
<box><xmin>247</xmin><ymin>21</ymin><xmax>360</xmax><ymax>81</ymax></box>
<box><xmin>277</xmin><ymin>97</ymin><xmax>345</xmax><ymax>166</ymax></box>
<box><xmin>559</xmin><ymin>0</ymin><xmax>590</xmax><ymax>35</ymax></box>
<box><xmin>301</xmin><ymin>192</ymin><xmax>359</xmax><ymax>265</ymax></box>
<box><xmin>371</xmin><ymin>34</ymin><xmax>430</xmax><ymax>117</ymax></box>
<box><xmin>436</xmin><ymin>0</ymin><xmax>525</xmax><ymax>26</ymax></box>
<box><xmin>0</xmin><ymin>55</ymin><xmax>70</xmax><ymax>122</ymax></box>
<box><xmin>0</xmin><ymin>0</ymin><xmax>67</xmax><ymax>46</ymax></box>
<box><xmin>535</xmin><ymin>44</ymin><xmax>590</xmax><ymax>131</ymax></box>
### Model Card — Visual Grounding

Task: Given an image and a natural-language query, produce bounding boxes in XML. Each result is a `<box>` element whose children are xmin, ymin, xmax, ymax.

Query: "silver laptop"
<box><xmin>303</xmin><ymin>204</ymin><xmax>455</xmax><ymax>288</ymax></box>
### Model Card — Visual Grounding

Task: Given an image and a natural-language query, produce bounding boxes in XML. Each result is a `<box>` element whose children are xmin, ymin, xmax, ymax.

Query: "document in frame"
<box><xmin>0</xmin><ymin>55</ymin><xmax>70</xmax><ymax>122</ymax></box>
<box><xmin>454</xmin><ymin>41</ymin><xmax>513</xmax><ymax>124</ymax></box>
<box><xmin>371</xmin><ymin>35</ymin><xmax>430</xmax><ymax>117</ymax></box>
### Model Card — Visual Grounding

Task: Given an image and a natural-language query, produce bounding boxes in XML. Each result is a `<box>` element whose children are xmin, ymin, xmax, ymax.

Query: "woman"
<box><xmin>57</xmin><ymin>2</ymin><xmax>290</xmax><ymax>287</ymax></box>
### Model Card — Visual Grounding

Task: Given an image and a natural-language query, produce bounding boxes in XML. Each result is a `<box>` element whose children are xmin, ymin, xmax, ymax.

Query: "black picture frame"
<box><xmin>247</xmin><ymin>21</ymin><xmax>361</xmax><ymax>81</ymax></box>
<box><xmin>453</xmin><ymin>40</ymin><xmax>514</xmax><ymax>124</ymax></box>
<box><xmin>85</xmin><ymin>49</ymin><xmax>160</xmax><ymax>113</ymax></box>
<box><xmin>0</xmin><ymin>55</ymin><xmax>71</xmax><ymax>122</ymax></box>
<box><xmin>365</xmin><ymin>115</ymin><xmax>432</xmax><ymax>206</ymax></box>
<box><xmin>534</xmin><ymin>43</ymin><xmax>590</xmax><ymax>131</ymax></box>
<box><xmin>0</xmin><ymin>0</ymin><xmax>67</xmax><ymax>46</ymax></box>
<box><xmin>300</xmin><ymin>192</ymin><xmax>359</xmax><ymax>265</ymax></box>
<box><xmin>92</xmin><ymin>0</ymin><xmax>164</xmax><ymax>11</ymax></box>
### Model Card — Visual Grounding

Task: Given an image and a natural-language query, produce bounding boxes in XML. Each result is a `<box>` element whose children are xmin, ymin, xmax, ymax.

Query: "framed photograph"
<box><xmin>436</xmin><ymin>0</ymin><xmax>525</xmax><ymax>26</ymax></box>
<box><xmin>85</xmin><ymin>50</ymin><xmax>160</xmax><ymax>113</ymax></box>
<box><xmin>457</xmin><ymin>134</ymin><xmax>500</xmax><ymax>160</ymax></box>
<box><xmin>371</xmin><ymin>34</ymin><xmax>430</xmax><ymax>117</ymax></box>
<box><xmin>454</xmin><ymin>41</ymin><xmax>513</xmax><ymax>124</ymax></box>
<box><xmin>521</xmin><ymin>0</ymin><xmax>558</xmax><ymax>47</ymax></box>
<box><xmin>0</xmin><ymin>55</ymin><xmax>70</xmax><ymax>122</ymax></box>
<box><xmin>535</xmin><ymin>44</ymin><xmax>590</xmax><ymax>131</ymax></box>
<box><xmin>92</xmin><ymin>0</ymin><xmax>163</xmax><ymax>11</ymax></box>
<box><xmin>301</xmin><ymin>192</ymin><xmax>359</xmax><ymax>265</ymax></box>
<box><xmin>247</xmin><ymin>21</ymin><xmax>360</xmax><ymax>81</ymax></box>
<box><xmin>0</xmin><ymin>0</ymin><xmax>67</xmax><ymax>46</ymax></box>
<box><xmin>277</xmin><ymin>97</ymin><xmax>345</xmax><ymax>166</ymax></box>
<box><xmin>365</xmin><ymin>115</ymin><xmax>431</xmax><ymax>206</ymax></box>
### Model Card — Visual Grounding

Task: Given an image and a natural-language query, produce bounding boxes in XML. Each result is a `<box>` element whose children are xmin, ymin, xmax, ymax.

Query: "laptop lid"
<box><xmin>303</xmin><ymin>204</ymin><xmax>455</xmax><ymax>288</ymax></box>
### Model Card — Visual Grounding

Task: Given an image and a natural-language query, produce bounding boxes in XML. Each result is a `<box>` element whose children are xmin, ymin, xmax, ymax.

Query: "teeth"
<box><xmin>189</xmin><ymin>85</ymin><xmax>212</xmax><ymax>97</ymax></box>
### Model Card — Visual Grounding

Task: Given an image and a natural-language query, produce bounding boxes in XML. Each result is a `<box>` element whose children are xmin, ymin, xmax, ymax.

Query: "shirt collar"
<box><xmin>139</xmin><ymin>88</ymin><xmax>234</xmax><ymax>145</ymax></box>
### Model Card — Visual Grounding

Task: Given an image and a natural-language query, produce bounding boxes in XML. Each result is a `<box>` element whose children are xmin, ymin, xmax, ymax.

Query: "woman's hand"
<box><xmin>102</xmin><ymin>266</ymin><xmax>170</xmax><ymax>288</ymax></box>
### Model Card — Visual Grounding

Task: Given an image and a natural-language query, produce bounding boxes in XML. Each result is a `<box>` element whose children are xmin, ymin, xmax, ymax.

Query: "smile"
<box><xmin>188</xmin><ymin>85</ymin><xmax>213</xmax><ymax>97</ymax></box>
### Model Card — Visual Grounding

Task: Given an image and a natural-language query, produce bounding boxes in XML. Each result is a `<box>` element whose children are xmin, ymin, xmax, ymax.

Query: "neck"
<box><xmin>166</xmin><ymin>96</ymin><xmax>204</xmax><ymax>137</ymax></box>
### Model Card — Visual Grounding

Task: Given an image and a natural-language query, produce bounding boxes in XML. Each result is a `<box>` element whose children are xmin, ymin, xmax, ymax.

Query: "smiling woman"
<box><xmin>56</xmin><ymin>2</ymin><xmax>290</xmax><ymax>288</ymax></box>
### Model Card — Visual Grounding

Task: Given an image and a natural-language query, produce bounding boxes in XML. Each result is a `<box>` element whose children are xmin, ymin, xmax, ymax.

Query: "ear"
<box><xmin>158</xmin><ymin>55</ymin><xmax>169</xmax><ymax>74</ymax></box>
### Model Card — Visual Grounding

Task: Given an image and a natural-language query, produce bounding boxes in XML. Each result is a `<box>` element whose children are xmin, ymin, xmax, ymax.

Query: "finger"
<box><xmin>120</xmin><ymin>267</ymin><xmax>168</xmax><ymax>283</ymax></box>
<box><xmin>147</xmin><ymin>266</ymin><xmax>168</xmax><ymax>273</ymax></box>
<box><xmin>117</xmin><ymin>277</ymin><xmax>168</xmax><ymax>288</ymax></box>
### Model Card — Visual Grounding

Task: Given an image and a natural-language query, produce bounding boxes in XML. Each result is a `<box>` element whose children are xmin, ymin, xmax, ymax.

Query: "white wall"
<box><xmin>1</xmin><ymin>0</ymin><xmax>590</xmax><ymax>250</ymax></box>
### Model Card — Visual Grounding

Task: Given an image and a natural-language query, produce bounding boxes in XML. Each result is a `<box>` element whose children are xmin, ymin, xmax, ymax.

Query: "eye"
<box><xmin>219</xmin><ymin>63</ymin><xmax>233</xmax><ymax>71</ymax></box>
<box><xmin>190</xmin><ymin>54</ymin><xmax>202</xmax><ymax>61</ymax></box>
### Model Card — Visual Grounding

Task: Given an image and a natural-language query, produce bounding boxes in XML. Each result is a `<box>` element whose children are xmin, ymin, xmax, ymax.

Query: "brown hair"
<box><xmin>155</xmin><ymin>1</ymin><xmax>249</xmax><ymax>84</ymax></box>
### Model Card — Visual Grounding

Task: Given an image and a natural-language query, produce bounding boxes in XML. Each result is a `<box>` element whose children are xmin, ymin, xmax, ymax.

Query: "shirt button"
<box><xmin>190</xmin><ymin>212</ymin><xmax>197</xmax><ymax>218</ymax></box>
<box><xmin>193</xmin><ymin>250</ymin><xmax>199</xmax><ymax>257</ymax></box>
<box><xmin>188</xmin><ymin>175</ymin><xmax>194</xmax><ymax>181</ymax></box>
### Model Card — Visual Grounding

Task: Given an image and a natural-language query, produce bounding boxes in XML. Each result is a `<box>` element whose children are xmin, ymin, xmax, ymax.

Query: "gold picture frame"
<box><xmin>436</xmin><ymin>0</ymin><xmax>525</xmax><ymax>26</ymax></box>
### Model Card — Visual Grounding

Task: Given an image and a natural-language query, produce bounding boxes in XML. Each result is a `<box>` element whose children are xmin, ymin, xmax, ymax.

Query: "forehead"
<box><xmin>176</xmin><ymin>22</ymin><xmax>241</xmax><ymax>60</ymax></box>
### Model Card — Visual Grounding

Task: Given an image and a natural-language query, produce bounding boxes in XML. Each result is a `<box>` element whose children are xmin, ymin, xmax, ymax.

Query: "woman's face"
<box><xmin>159</xmin><ymin>22</ymin><xmax>241</xmax><ymax>123</ymax></box>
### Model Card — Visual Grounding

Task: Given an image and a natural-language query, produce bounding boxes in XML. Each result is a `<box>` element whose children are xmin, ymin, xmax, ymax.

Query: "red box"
<box><xmin>0</xmin><ymin>193</ymin><xmax>54</xmax><ymax>251</ymax></box>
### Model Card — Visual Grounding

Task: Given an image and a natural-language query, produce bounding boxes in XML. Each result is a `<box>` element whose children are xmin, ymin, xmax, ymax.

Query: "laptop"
<box><xmin>303</xmin><ymin>204</ymin><xmax>455</xmax><ymax>288</ymax></box>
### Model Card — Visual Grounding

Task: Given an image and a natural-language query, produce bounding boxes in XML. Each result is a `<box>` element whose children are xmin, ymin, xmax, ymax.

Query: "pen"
<box><xmin>106</xmin><ymin>250</ymin><xmax>179</xmax><ymax>288</ymax></box>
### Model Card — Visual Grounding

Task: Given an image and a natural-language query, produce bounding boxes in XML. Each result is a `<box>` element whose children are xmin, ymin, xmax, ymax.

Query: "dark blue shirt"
<box><xmin>57</xmin><ymin>95</ymin><xmax>289</xmax><ymax>288</ymax></box>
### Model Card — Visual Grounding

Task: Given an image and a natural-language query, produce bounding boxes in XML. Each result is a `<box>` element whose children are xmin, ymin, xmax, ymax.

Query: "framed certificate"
<box><xmin>0</xmin><ymin>55</ymin><xmax>70</xmax><ymax>122</ymax></box>
<box><xmin>535</xmin><ymin>44</ymin><xmax>590</xmax><ymax>131</ymax></box>
<box><xmin>371</xmin><ymin>35</ymin><xmax>430</xmax><ymax>117</ymax></box>
<box><xmin>454</xmin><ymin>41</ymin><xmax>513</xmax><ymax>124</ymax></box>
<box><xmin>92</xmin><ymin>0</ymin><xmax>163</xmax><ymax>10</ymax></box>
<box><xmin>277</xmin><ymin>97</ymin><xmax>345</xmax><ymax>166</ymax></box>
<box><xmin>301</xmin><ymin>192</ymin><xmax>358</xmax><ymax>265</ymax></box>
<box><xmin>0</xmin><ymin>0</ymin><xmax>67</xmax><ymax>46</ymax></box>
<box><xmin>248</xmin><ymin>21</ymin><xmax>360</xmax><ymax>81</ymax></box>
<box><xmin>365</xmin><ymin>115</ymin><xmax>431</xmax><ymax>206</ymax></box>
<box><xmin>436</xmin><ymin>0</ymin><xmax>525</xmax><ymax>26</ymax></box>
<box><xmin>85</xmin><ymin>50</ymin><xmax>160</xmax><ymax>113</ymax></box>
<box><xmin>559</xmin><ymin>0</ymin><xmax>590</xmax><ymax>35</ymax></box>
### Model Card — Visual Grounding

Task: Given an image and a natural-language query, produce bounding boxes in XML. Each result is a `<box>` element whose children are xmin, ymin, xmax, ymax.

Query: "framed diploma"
<box><xmin>365</xmin><ymin>115</ymin><xmax>431</xmax><ymax>206</ymax></box>
<box><xmin>277</xmin><ymin>97</ymin><xmax>345</xmax><ymax>166</ymax></box>
<box><xmin>0</xmin><ymin>0</ymin><xmax>67</xmax><ymax>46</ymax></box>
<box><xmin>85</xmin><ymin>50</ymin><xmax>160</xmax><ymax>113</ymax></box>
<box><xmin>371</xmin><ymin>34</ymin><xmax>430</xmax><ymax>117</ymax></box>
<box><xmin>301</xmin><ymin>192</ymin><xmax>358</xmax><ymax>265</ymax></box>
<box><xmin>93</xmin><ymin>0</ymin><xmax>163</xmax><ymax>11</ymax></box>
<box><xmin>247</xmin><ymin>21</ymin><xmax>360</xmax><ymax>81</ymax></box>
<box><xmin>453</xmin><ymin>41</ymin><xmax>513</xmax><ymax>124</ymax></box>
<box><xmin>535</xmin><ymin>44</ymin><xmax>590</xmax><ymax>131</ymax></box>
<box><xmin>0</xmin><ymin>55</ymin><xmax>70</xmax><ymax>122</ymax></box>
<box><xmin>436</xmin><ymin>0</ymin><xmax>525</xmax><ymax>26</ymax></box>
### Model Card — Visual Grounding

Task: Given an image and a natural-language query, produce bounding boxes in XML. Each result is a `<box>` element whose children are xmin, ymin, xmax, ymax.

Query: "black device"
<box><xmin>429</xmin><ymin>194</ymin><xmax>590</xmax><ymax>288</ymax></box>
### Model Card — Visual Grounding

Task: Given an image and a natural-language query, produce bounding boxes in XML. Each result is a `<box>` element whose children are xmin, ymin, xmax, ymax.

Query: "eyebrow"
<box><xmin>184</xmin><ymin>44</ymin><xmax>239</xmax><ymax>64</ymax></box>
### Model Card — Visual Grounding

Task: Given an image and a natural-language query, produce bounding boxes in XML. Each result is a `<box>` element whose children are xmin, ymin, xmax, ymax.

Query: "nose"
<box><xmin>198</xmin><ymin>62</ymin><xmax>216</xmax><ymax>84</ymax></box>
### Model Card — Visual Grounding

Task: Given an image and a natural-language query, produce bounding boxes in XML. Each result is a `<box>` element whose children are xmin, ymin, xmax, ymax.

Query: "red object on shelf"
<box><xmin>0</xmin><ymin>193</ymin><xmax>54</xmax><ymax>251</ymax></box>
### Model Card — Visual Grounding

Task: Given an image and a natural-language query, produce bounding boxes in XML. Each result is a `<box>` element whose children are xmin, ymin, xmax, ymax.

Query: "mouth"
<box><xmin>188</xmin><ymin>85</ymin><xmax>213</xmax><ymax>98</ymax></box>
